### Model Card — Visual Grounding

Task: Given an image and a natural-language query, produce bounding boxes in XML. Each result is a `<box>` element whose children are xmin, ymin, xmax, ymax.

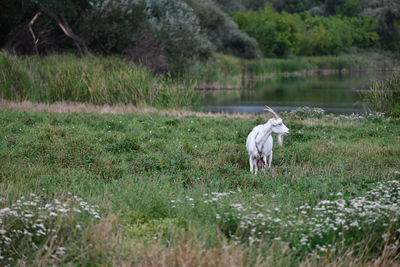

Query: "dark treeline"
<box><xmin>0</xmin><ymin>0</ymin><xmax>260</xmax><ymax>73</ymax></box>
<box><xmin>1</xmin><ymin>0</ymin><xmax>399</xmax><ymax>73</ymax></box>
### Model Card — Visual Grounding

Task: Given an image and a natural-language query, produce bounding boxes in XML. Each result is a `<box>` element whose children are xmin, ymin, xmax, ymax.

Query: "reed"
<box><xmin>0</xmin><ymin>53</ymin><xmax>196</xmax><ymax>108</ymax></box>
<box><xmin>364</xmin><ymin>71</ymin><xmax>400</xmax><ymax>117</ymax></box>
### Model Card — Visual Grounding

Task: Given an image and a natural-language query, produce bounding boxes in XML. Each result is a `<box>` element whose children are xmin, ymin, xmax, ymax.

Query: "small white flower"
<box><xmin>56</xmin><ymin>247</ymin><xmax>66</xmax><ymax>255</ymax></box>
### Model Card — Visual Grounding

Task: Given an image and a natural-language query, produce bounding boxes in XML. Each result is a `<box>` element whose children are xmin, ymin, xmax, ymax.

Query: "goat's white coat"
<box><xmin>246</xmin><ymin>117</ymin><xmax>289</xmax><ymax>174</ymax></box>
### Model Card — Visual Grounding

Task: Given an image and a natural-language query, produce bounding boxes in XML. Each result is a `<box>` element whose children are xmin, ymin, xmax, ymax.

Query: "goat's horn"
<box><xmin>264</xmin><ymin>105</ymin><xmax>279</xmax><ymax>118</ymax></box>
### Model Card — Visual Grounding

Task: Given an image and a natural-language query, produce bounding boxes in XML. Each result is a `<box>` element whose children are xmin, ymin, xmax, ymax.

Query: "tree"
<box><xmin>145</xmin><ymin>0</ymin><xmax>215</xmax><ymax>72</ymax></box>
<box><xmin>188</xmin><ymin>0</ymin><xmax>261</xmax><ymax>58</ymax></box>
<box><xmin>1</xmin><ymin>0</ymin><xmax>93</xmax><ymax>55</ymax></box>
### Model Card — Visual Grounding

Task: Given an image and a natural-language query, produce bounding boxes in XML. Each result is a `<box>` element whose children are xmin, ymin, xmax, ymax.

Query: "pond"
<box><xmin>196</xmin><ymin>71</ymin><xmax>392</xmax><ymax>114</ymax></box>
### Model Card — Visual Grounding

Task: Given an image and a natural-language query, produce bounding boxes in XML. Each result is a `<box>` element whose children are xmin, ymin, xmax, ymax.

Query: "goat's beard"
<box><xmin>277</xmin><ymin>134</ymin><xmax>283</xmax><ymax>146</ymax></box>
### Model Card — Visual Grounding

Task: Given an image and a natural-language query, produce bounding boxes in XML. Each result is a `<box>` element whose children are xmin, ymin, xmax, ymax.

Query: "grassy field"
<box><xmin>0</xmin><ymin>106</ymin><xmax>399</xmax><ymax>266</ymax></box>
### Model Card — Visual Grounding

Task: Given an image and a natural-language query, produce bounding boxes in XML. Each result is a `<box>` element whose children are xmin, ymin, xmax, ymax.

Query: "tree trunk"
<box><xmin>39</xmin><ymin>6</ymin><xmax>92</xmax><ymax>56</ymax></box>
<box><xmin>3</xmin><ymin>5</ymin><xmax>91</xmax><ymax>56</ymax></box>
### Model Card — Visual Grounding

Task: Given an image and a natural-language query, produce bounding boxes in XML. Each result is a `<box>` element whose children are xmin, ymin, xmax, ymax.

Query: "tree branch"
<box><xmin>27</xmin><ymin>12</ymin><xmax>42</xmax><ymax>54</ymax></box>
<box><xmin>39</xmin><ymin>6</ymin><xmax>92</xmax><ymax>56</ymax></box>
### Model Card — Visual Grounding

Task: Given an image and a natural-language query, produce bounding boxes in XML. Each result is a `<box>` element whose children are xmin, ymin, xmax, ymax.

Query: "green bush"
<box><xmin>233</xmin><ymin>5</ymin><xmax>303</xmax><ymax>57</ymax></box>
<box><xmin>233</xmin><ymin>5</ymin><xmax>380</xmax><ymax>57</ymax></box>
<box><xmin>298</xmin><ymin>15</ymin><xmax>379</xmax><ymax>56</ymax></box>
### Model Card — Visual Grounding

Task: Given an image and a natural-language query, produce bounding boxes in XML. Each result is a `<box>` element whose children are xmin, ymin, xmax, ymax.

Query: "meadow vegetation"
<box><xmin>0</xmin><ymin>53</ymin><xmax>195</xmax><ymax>107</ymax></box>
<box><xmin>1</xmin><ymin>51</ymin><xmax>397</xmax><ymax>106</ymax></box>
<box><xmin>364</xmin><ymin>71</ymin><xmax>400</xmax><ymax>118</ymax></box>
<box><xmin>1</xmin><ymin>1</ymin><xmax>400</xmax><ymax>264</ymax></box>
<box><xmin>0</xmin><ymin>108</ymin><xmax>399</xmax><ymax>265</ymax></box>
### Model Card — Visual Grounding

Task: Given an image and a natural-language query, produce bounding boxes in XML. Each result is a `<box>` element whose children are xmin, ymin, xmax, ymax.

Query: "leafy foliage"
<box><xmin>188</xmin><ymin>0</ymin><xmax>261</xmax><ymax>59</ymax></box>
<box><xmin>233</xmin><ymin>5</ymin><xmax>379</xmax><ymax>57</ymax></box>
<box><xmin>145</xmin><ymin>0</ymin><xmax>214</xmax><ymax>72</ymax></box>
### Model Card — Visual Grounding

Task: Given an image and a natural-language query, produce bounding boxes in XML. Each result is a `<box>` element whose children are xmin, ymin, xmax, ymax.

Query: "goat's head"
<box><xmin>264</xmin><ymin>105</ymin><xmax>290</xmax><ymax>136</ymax></box>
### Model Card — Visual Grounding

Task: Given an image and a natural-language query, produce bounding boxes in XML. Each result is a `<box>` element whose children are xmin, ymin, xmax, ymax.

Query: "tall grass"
<box><xmin>0</xmin><ymin>53</ymin><xmax>196</xmax><ymax>108</ymax></box>
<box><xmin>0</xmin><ymin>109</ymin><xmax>399</xmax><ymax>265</ymax></box>
<box><xmin>364</xmin><ymin>71</ymin><xmax>400</xmax><ymax>117</ymax></box>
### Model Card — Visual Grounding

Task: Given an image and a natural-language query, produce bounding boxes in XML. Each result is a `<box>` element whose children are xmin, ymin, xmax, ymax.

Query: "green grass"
<box><xmin>0</xmin><ymin>109</ymin><xmax>399</xmax><ymax>265</ymax></box>
<box><xmin>0</xmin><ymin>52</ymin><xmax>196</xmax><ymax>107</ymax></box>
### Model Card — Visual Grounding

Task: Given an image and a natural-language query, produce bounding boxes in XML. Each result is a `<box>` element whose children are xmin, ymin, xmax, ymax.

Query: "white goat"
<box><xmin>246</xmin><ymin>106</ymin><xmax>290</xmax><ymax>174</ymax></box>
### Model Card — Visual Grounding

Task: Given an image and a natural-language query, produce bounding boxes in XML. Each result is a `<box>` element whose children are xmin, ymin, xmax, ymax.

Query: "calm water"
<box><xmin>197</xmin><ymin>71</ymin><xmax>391</xmax><ymax>114</ymax></box>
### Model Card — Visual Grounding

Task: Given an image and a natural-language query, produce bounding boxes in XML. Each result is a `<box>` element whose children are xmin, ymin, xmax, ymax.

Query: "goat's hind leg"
<box><xmin>249</xmin><ymin>156</ymin><xmax>254</xmax><ymax>174</ymax></box>
<box><xmin>262</xmin><ymin>155</ymin><xmax>268</xmax><ymax>172</ymax></box>
<box><xmin>254</xmin><ymin>158</ymin><xmax>258</xmax><ymax>175</ymax></box>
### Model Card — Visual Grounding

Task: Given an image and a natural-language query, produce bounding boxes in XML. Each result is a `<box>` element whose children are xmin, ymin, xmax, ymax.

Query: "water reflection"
<box><xmin>197</xmin><ymin>71</ymin><xmax>392</xmax><ymax>114</ymax></box>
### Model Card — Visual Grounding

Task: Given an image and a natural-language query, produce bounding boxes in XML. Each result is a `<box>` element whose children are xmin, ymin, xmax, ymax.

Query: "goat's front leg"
<box><xmin>268</xmin><ymin>151</ymin><xmax>273</xmax><ymax>168</ymax></box>
<box><xmin>254</xmin><ymin>158</ymin><xmax>258</xmax><ymax>175</ymax></box>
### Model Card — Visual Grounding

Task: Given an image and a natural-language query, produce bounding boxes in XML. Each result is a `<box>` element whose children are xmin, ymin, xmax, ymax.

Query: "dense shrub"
<box><xmin>233</xmin><ymin>5</ymin><xmax>379</xmax><ymax>57</ymax></box>
<box><xmin>298</xmin><ymin>15</ymin><xmax>352</xmax><ymax>56</ymax></box>
<box><xmin>298</xmin><ymin>15</ymin><xmax>379</xmax><ymax>56</ymax></box>
<box><xmin>234</xmin><ymin>6</ymin><xmax>304</xmax><ymax>57</ymax></box>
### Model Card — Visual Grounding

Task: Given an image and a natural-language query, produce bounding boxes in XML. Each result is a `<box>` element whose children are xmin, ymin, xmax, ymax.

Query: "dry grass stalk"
<box><xmin>0</xmin><ymin>100</ymin><xmax>255</xmax><ymax>119</ymax></box>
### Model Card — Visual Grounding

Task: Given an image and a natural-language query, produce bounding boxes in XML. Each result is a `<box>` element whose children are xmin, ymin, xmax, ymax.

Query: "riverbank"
<box><xmin>1</xmin><ymin>108</ymin><xmax>399</xmax><ymax>266</ymax></box>
<box><xmin>1</xmin><ymin>50</ymin><xmax>398</xmax><ymax>106</ymax></box>
<box><xmin>192</xmin><ymin>50</ymin><xmax>399</xmax><ymax>89</ymax></box>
